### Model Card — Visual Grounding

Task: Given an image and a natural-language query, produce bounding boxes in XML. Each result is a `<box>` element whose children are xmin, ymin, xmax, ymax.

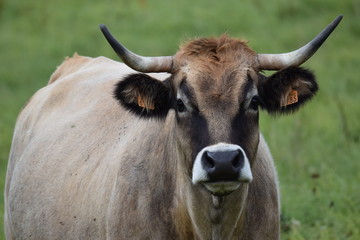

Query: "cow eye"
<box><xmin>249</xmin><ymin>96</ymin><xmax>259</xmax><ymax>111</ymax></box>
<box><xmin>176</xmin><ymin>99</ymin><xmax>186</xmax><ymax>112</ymax></box>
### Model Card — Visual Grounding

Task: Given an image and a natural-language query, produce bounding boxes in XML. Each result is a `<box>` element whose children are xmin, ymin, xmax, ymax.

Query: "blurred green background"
<box><xmin>0</xmin><ymin>0</ymin><xmax>359</xmax><ymax>239</ymax></box>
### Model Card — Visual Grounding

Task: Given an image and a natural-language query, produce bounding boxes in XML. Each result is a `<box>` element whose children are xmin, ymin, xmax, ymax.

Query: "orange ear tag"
<box><xmin>137</xmin><ymin>96</ymin><xmax>155</xmax><ymax>110</ymax></box>
<box><xmin>283</xmin><ymin>89</ymin><xmax>298</xmax><ymax>106</ymax></box>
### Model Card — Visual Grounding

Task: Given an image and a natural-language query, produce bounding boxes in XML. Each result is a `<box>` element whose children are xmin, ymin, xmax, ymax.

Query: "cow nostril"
<box><xmin>203</xmin><ymin>153</ymin><xmax>215</xmax><ymax>169</ymax></box>
<box><xmin>231</xmin><ymin>150</ymin><xmax>244</xmax><ymax>169</ymax></box>
<box><xmin>232</xmin><ymin>156</ymin><xmax>241</xmax><ymax>168</ymax></box>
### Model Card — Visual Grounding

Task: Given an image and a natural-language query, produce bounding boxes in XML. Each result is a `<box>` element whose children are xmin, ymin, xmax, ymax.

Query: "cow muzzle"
<box><xmin>192</xmin><ymin>143</ymin><xmax>253</xmax><ymax>196</ymax></box>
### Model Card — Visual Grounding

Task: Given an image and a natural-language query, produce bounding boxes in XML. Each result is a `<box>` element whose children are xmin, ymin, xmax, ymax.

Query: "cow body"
<box><xmin>5</xmin><ymin>55</ymin><xmax>279</xmax><ymax>239</ymax></box>
<box><xmin>5</xmin><ymin>16</ymin><xmax>342</xmax><ymax>240</ymax></box>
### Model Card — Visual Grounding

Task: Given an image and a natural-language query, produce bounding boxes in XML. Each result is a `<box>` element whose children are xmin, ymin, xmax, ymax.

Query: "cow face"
<box><xmin>113</xmin><ymin>36</ymin><xmax>318</xmax><ymax>196</ymax></box>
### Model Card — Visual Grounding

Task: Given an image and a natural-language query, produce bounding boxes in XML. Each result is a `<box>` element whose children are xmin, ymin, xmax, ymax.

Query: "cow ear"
<box><xmin>258</xmin><ymin>66</ymin><xmax>318</xmax><ymax>115</ymax></box>
<box><xmin>114</xmin><ymin>73</ymin><xmax>172</xmax><ymax>118</ymax></box>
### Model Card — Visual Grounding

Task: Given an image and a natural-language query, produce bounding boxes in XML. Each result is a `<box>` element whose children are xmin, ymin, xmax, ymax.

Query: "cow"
<box><xmin>5</xmin><ymin>15</ymin><xmax>342</xmax><ymax>240</ymax></box>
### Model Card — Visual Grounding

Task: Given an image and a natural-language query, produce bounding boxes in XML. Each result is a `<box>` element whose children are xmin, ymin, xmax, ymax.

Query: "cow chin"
<box><xmin>203</xmin><ymin>181</ymin><xmax>242</xmax><ymax>196</ymax></box>
<box><xmin>192</xmin><ymin>143</ymin><xmax>253</xmax><ymax>196</ymax></box>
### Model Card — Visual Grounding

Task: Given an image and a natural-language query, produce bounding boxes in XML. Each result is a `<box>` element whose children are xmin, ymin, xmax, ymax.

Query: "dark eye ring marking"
<box><xmin>176</xmin><ymin>99</ymin><xmax>186</xmax><ymax>112</ymax></box>
<box><xmin>249</xmin><ymin>96</ymin><xmax>260</xmax><ymax>111</ymax></box>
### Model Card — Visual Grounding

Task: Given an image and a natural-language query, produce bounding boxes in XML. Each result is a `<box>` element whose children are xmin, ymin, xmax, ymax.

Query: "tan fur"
<box><xmin>173</xmin><ymin>36</ymin><xmax>257</xmax><ymax>116</ymax></box>
<box><xmin>49</xmin><ymin>53</ymin><xmax>90</xmax><ymax>84</ymax></box>
<box><xmin>5</xmin><ymin>46</ymin><xmax>279</xmax><ymax>239</ymax></box>
<box><xmin>178</xmin><ymin>35</ymin><xmax>256</xmax><ymax>64</ymax></box>
<box><xmin>174</xmin><ymin>35</ymin><xmax>257</xmax><ymax>85</ymax></box>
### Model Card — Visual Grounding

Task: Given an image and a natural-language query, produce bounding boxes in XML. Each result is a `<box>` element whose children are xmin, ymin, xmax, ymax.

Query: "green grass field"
<box><xmin>1</xmin><ymin>0</ymin><xmax>359</xmax><ymax>239</ymax></box>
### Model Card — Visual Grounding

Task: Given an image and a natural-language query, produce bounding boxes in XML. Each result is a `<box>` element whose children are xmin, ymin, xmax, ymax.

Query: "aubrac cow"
<box><xmin>5</xmin><ymin>16</ymin><xmax>342</xmax><ymax>240</ymax></box>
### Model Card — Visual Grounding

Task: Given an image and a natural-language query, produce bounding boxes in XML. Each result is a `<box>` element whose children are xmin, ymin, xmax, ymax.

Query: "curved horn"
<box><xmin>258</xmin><ymin>15</ymin><xmax>343</xmax><ymax>70</ymax></box>
<box><xmin>100</xmin><ymin>24</ymin><xmax>173</xmax><ymax>73</ymax></box>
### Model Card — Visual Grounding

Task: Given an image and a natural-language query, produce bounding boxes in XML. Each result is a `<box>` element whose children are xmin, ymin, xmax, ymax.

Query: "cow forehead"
<box><xmin>176</xmin><ymin>35</ymin><xmax>257</xmax><ymax>61</ymax></box>
<box><xmin>174</xmin><ymin>34</ymin><xmax>258</xmax><ymax>72</ymax></box>
<box><xmin>173</xmin><ymin>35</ymin><xmax>258</xmax><ymax>98</ymax></box>
<box><xmin>171</xmin><ymin>36</ymin><xmax>258</xmax><ymax>113</ymax></box>
<box><xmin>177</xmin><ymin>69</ymin><xmax>254</xmax><ymax>117</ymax></box>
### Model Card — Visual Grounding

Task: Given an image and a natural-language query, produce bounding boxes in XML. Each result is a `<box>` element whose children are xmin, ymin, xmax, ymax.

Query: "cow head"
<box><xmin>101</xmin><ymin>16</ymin><xmax>341</xmax><ymax>196</ymax></box>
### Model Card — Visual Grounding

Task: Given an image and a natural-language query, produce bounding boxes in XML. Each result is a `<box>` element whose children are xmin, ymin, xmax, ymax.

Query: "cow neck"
<box><xmin>208</xmin><ymin>194</ymin><xmax>246</xmax><ymax>240</ymax></box>
<box><xmin>210</xmin><ymin>195</ymin><xmax>225</xmax><ymax>239</ymax></box>
<box><xmin>173</xmin><ymin>181</ymin><xmax>249</xmax><ymax>240</ymax></box>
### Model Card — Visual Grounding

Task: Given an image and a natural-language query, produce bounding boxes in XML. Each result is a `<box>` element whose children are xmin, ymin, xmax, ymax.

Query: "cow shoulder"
<box><xmin>48</xmin><ymin>53</ymin><xmax>93</xmax><ymax>84</ymax></box>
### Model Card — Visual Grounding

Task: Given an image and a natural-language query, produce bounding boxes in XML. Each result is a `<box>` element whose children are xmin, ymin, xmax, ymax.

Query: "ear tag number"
<box><xmin>137</xmin><ymin>96</ymin><xmax>155</xmax><ymax>110</ymax></box>
<box><xmin>284</xmin><ymin>89</ymin><xmax>298</xmax><ymax>106</ymax></box>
